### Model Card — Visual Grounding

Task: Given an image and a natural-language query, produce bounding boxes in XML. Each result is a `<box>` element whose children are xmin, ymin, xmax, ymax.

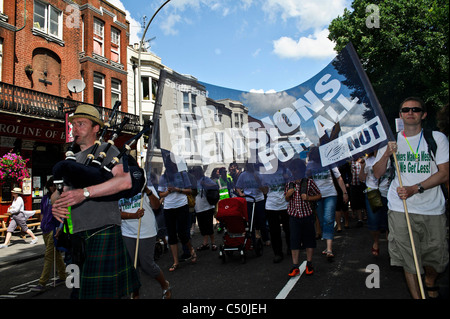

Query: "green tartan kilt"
<box><xmin>78</xmin><ymin>225</ymin><xmax>140</xmax><ymax>299</ymax></box>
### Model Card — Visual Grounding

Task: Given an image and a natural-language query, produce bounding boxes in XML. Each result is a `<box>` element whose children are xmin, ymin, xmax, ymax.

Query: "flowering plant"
<box><xmin>0</xmin><ymin>151</ymin><xmax>30</xmax><ymax>183</ymax></box>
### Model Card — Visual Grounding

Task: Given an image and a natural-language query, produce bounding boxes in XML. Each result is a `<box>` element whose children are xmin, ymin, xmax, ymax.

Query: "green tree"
<box><xmin>328</xmin><ymin>0</ymin><xmax>448</xmax><ymax>131</ymax></box>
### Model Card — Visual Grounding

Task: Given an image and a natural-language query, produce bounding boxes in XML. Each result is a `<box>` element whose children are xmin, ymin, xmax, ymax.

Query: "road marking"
<box><xmin>275</xmin><ymin>261</ymin><xmax>306</xmax><ymax>299</ymax></box>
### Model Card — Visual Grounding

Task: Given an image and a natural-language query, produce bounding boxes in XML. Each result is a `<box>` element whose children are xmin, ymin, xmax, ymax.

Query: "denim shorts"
<box><xmin>365</xmin><ymin>195</ymin><xmax>388</xmax><ymax>231</ymax></box>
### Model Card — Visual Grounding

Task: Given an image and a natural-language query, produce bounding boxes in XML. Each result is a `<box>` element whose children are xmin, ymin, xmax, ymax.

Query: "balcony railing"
<box><xmin>0</xmin><ymin>81</ymin><xmax>140</xmax><ymax>133</ymax></box>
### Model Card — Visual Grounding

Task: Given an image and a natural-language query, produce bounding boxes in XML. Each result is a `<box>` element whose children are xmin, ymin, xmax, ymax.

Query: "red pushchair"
<box><xmin>216</xmin><ymin>195</ymin><xmax>263</xmax><ymax>263</ymax></box>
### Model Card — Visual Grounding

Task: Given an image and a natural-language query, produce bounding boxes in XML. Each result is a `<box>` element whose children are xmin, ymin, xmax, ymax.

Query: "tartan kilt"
<box><xmin>78</xmin><ymin>225</ymin><xmax>140</xmax><ymax>299</ymax></box>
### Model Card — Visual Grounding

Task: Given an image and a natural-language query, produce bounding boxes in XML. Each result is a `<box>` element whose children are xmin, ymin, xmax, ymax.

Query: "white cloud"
<box><xmin>249</xmin><ymin>88</ymin><xmax>276</xmax><ymax>94</ymax></box>
<box><xmin>161</xmin><ymin>13</ymin><xmax>182</xmax><ymax>35</ymax></box>
<box><xmin>252</xmin><ymin>48</ymin><xmax>261</xmax><ymax>57</ymax></box>
<box><xmin>241</xmin><ymin>90</ymin><xmax>296</xmax><ymax>116</ymax></box>
<box><xmin>273</xmin><ymin>28</ymin><xmax>336</xmax><ymax>60</ymax></box>
<box><xmin>262</xmin><ymin>0</ymin><xmax>348</xmax><ymax>32</ymax></box>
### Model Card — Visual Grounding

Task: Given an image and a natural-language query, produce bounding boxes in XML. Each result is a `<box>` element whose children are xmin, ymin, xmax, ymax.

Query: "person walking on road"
<box><xmin>51</xmin><ymin>104</ymin><xmax>140</xmax><ymax>299</ymax></box>
<box><xmin>0</xmin><ymin>188</ymin><xmax>38</xmax><ymax>248</ymax></box>
<box><xmin>285</xmin><ymin>159</ymin><xmax>321</xmax><ymax>276</ymax></box>
<box><xmin>158</xmin><ymin>157</ymin><xmax>196</xmax><ymax>272</ymax></box>
<box><xmin>261</xmin><ymin>161</ymin><xmax>292</xmax><ymax>263</ymax></box>
<box><xmin>359</xmin><ymin>152</ymin><xmax>389</xmax><ymax>257</ymax></box>
<box><xmin>373</xmin><ymin>97</ymin><xmax>449</xmax><ymax>299</ymax></box>
<box><xmin>191</xmin><ymin>166</ymin><xmax>218</xmax><ymax>252</ymax></box>
<box><xmin>306</xmin><ymin>147</ymin><xmax>348</xmax><ymax>261</ymax></box>
<box><xmin>31</xmin><ymin>178</ymin><xmax>67</xmax><ymax>292</ymax></box>
<box><xmin>120</xmin><ymin>185</ymin><xmax>171</xmax><ymax>299</ymax></box>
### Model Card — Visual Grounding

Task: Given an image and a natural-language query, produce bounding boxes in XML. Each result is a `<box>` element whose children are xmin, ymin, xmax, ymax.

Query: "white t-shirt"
<box><xmin>195</xmin><ymin>177</ymin><xmax>216</xmax><ymax>213</ymax></box>
<box><xmin>119</xmin><ymin>186</ymin><xmax>158</xmax><ymax>239</ymax></box>
<box><xmin>364</xmin><ymin>156</ymin><xmax>391</xmax><ymax>198</ymax></box>
<box><xmin>235</xmin><ymin>171</ymin><xmax>265</xmax><ymax>202</ymax></box>
<box><xmin>260</xmin><ymin>167</ymin><xmax>291</xmax><ymax>211</ymax></box>
<box><xmin>9</xmin><ymin>196</ymin><xmax>24</xmax><ymax>214</ymax></box>
<box><xmin>158</xmin><ymin>172</ymin><xmax>190</xmax><ymax>209</ymax></box>
<box><xmin>307</xmin><ymin>163</ymin><xmax>341</xmax><ymax>198</ymax></box>
<box><xmin>374</xmin><ymin>130</ymin><xmax>449</xmax><ymax>215</ymax></box>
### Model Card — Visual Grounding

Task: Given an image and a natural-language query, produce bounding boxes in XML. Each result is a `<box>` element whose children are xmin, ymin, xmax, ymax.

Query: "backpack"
<box><xmin>201</xmin><ymin>177</ymin><xmax>220</xmax><ymax>205</ymax></box>
<box><xmin>422</xmin><ymin>129</ymin><xmax>449</xmax><ymax>200</ymax></box>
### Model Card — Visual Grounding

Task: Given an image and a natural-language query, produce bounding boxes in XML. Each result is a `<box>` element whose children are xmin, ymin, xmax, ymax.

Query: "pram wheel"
<box><xmin>219</xmin><ymin>245</ymin><xmax>226</xmax><ymax>263</ymax></box>
<box><xmin>240</xmin><ymin>249</ymin><xmax>246</xmax><ymax>264</ymax></box>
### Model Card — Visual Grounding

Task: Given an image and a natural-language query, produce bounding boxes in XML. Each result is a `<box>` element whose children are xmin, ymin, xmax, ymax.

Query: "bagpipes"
<box><xmin>52</xmin><ymin>102</ymin><xmax>150</xmax><ymax>202</ymax></box>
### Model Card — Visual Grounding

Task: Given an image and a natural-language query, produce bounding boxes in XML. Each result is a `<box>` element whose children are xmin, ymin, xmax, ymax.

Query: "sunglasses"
<box><xmin>400</xmin><ymin>107</ymin><xmax>423</xmax><ymax>113</ymax></box>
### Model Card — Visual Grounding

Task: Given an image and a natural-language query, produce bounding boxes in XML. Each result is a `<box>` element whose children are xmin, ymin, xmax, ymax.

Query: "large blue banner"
<box><xmin>148</xmin><ymin>43</ymin><xmax>392</xmax><ymax>179</ymax></box>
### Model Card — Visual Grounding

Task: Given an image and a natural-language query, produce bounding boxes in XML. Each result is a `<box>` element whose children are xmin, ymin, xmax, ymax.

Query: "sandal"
<box><xmin>425</xmin><ymin>285</ymin><xmax>439</xmax><ymax>299</ymax></box>
<box><xmin>162</xmin><ymin>281</ymin><xmax>172</xmax><ymax>299</ymax></box>
<box><xmin>197</xmin><ymin>244</ymin><xmax>210</xmax><ymax>251</ymax></box>
<box><xmin>190</xmin><ymin>249</ymin><xmax>197</xmax><ymax>263</ymax></box>
<box><xmin>371</xmin><ymin>247</ymin><xmax>379</xmax><ymax>257</ymax></box>
<box><xmin>211</xmin><ymin>244</ymin><xmax>218</xmax><ymax>251</ymax></box>
<box><xmin>169</xmin><ymin>264</ymin><xmax>179</xmax><ymax>272</ymax></box>
<box><xmin>326</xmin><ymin>251</ymin><xmax>334</xmax><ymax>262</ymax></box>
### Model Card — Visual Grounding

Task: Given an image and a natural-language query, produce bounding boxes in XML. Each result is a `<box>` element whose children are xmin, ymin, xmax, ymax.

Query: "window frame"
<box><xmin>93</xmin><ymin>18</ymin><xmax>105</xmax><ymax>56</ymax></box>
<box><xmin>110</xmin><ymin>27</ymin><xmax>120</xmax><ymax>63</ymax></box>
<box><xmin>93</xmin><ymin>72</ymin><xmax>105</xmax><ymax>107</ymax></box>
<box><xmin>33</xmin><ymin>0</ymin><xmax>63</xmax><ymax>39</ymax></box>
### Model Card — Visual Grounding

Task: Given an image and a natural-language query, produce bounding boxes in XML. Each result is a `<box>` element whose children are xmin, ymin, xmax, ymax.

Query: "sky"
<box><xmin>108</xmin><ymin>0</ymin><xmax>353</xmax><ymax>93</ymax></box>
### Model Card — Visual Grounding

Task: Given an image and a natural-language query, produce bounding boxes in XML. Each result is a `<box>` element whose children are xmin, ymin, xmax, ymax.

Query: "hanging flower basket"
<box><xmin>0</xmin><ymin>150</ymin><xmax>30</xmax><ymax>184</ymax></box>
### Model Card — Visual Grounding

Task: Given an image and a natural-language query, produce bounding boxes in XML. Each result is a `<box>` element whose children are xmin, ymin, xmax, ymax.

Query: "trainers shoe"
<box><xmin>305</xmin><ymin>264</ymin><xmax>314</xmax><ymax>276</ymax></box>
<box><xmin>288</xmin><ymin>266</ymin><xmax>300</xmax><ymax>277</ymax></box>
<box><xmin>0</xmin><ymin>244</ymin><xmax>9</xmax><ymax>249</ymax></box>
<box><xmin>30</xmin><ymin>284</ymin><xmax>45</xmax><ymax>292</ymax></box>
<box><xmin>30</xmin><ymin>238</ymin><xmax>38</xmax><ymax>245</ymax></box>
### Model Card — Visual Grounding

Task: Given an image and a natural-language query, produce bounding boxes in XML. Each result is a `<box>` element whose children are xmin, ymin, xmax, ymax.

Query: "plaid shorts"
<box><xmin>388</xmin><ymin>210</ymin><xmax>449</xmax><ymax>274</ymax></box>
<box><xmin>78</xmin><ymin>225</ymin><xmax>140</xmax><ymax>299</ymax></box>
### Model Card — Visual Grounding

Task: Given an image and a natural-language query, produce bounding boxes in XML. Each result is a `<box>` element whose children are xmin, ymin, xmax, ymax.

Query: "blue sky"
<box><xmin>109</xmin><ymin>0</ymin><xmax>352</xmax><ymax>92</ymax></box>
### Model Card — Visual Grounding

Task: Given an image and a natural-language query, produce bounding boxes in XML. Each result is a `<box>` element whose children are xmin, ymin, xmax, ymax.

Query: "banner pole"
<box><xmin>391</xmin><ymin>151</ymin><xmax>425</xmax><ymax>299</ymax></box>
<box><xmin>134</xmin><ymin>0</ymin><xmax>172</xmax><ymax>271</ymax></box>
<box><xmin>134</xmin><ymin>199</ymin><xmax>144</xmax><ymax>268</ymax></box>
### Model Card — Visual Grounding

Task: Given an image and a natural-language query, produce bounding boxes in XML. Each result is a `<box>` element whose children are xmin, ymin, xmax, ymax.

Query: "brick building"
<box><xmin>0</xmin><ymin>0</ymin><xmax>138</xmax><ymax>213</ymax></box>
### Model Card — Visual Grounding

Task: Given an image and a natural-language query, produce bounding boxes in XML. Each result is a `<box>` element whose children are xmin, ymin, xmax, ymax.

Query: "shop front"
<box><xmin>0</xmin><ymin>114</ymin><xmax>66</xmax><ymax>214</ymax></box>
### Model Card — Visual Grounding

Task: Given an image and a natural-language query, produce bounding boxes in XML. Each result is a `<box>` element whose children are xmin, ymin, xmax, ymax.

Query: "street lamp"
<box><xmin>137</xmin><ymin>0</ymin><xmax>172</xmax><ymax>168</ymax></box>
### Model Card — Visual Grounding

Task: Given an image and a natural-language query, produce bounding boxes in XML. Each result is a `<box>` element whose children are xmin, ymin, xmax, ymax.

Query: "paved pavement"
<box><xmin>1</xmin><ymin>216</ymin><xmax>448</xmax><ymax>303</ymax></box>
<box><xmin>0</xmin><ymin>230</ymin><xmax>46</xmax><ymax>267</ymax></box>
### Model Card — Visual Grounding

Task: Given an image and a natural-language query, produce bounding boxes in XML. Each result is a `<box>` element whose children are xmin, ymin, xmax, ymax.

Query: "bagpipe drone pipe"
<box><xmin>52</xmin><ymin>105</ymin><xmax>150</xmax><ymax>202</ymax></box>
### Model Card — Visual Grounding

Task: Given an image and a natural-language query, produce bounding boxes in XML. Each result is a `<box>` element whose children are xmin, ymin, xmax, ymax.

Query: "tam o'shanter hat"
<box><xmin>69</xmin><ymin>104</ymin><xmax>104</xmax><ymax>128</ymax></box>
<box><xmin>12</xmin><ymin>187</ymin><xmax>22</xmax><ymax>194</ymax></box>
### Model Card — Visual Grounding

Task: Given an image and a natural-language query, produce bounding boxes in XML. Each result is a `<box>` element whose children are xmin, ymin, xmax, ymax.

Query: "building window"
<box><xmin>191</xmin><ymin>94</ymin><xmax>197</xmax><ymax>114</ymax></box>
<box><xmin>215</xmin><ymin>132</ymin><xmax>224</xmax><ymax>162</ymax></box>
<box><xmin>111</xmin><ymin>79</ymin><xmax>121</xmax><ymax>107</ymax></box>
<box><xmin>93</xmin><ymin>73</ymin><xmax>105</xmax><ymax>107</ymax></box>
<box><xmin>111</xmin><ymin>27</ymin><xmax>120</xmax><ymax>63</ymax></box>
<box><xmin>33</xmin><ymin>0</ymin><xmax>62</xmax><ymax>39</ymax></box>
<box><xmin>93</xmin><ymin>18</ymin><xmax>104</xmax><ymax>56</ymax></box>
<box><xmin>152</xmin><ymin>78</ymin><xmax>158</xmax><ymax>100</ymax></box>
<box><xmin>182</xmin><ymin>92</ymin><xmax>190</xmax><ymax>113</ymax></box>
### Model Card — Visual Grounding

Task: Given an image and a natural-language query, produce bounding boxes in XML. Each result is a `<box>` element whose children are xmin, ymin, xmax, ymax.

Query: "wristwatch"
<box><xmin>417</xmin><ymin>183</ymin><xmax>425</xmax><ymax>194</ymax></box>
<box><xmin>83</xmin><ymin>187</ymin><xmax>91</xmax><ymax>199</ymax></box>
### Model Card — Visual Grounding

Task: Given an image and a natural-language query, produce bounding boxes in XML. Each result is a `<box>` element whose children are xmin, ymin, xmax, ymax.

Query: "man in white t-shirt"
<box><xmin>119</xmin><ymin>185</ymin><xmax>171</xmax><ymax>299</ymax></box>
<box><xmin>373</xmin><ymin>97</ymin><xmax>449</xmax><ymax>299</ymax></box>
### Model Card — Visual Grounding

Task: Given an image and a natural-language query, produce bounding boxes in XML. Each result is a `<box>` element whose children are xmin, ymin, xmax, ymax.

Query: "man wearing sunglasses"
<box><xmin>373</xmin><ymin>97</ymin><xmax>449</xmax><ymax>299</ymax></box>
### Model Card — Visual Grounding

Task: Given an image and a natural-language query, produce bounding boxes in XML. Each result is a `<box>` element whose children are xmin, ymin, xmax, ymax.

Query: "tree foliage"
<box><xmin>328</xmin><ymin>0</ymin><xmax>448</xmax><ymax>131</ymax></box>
